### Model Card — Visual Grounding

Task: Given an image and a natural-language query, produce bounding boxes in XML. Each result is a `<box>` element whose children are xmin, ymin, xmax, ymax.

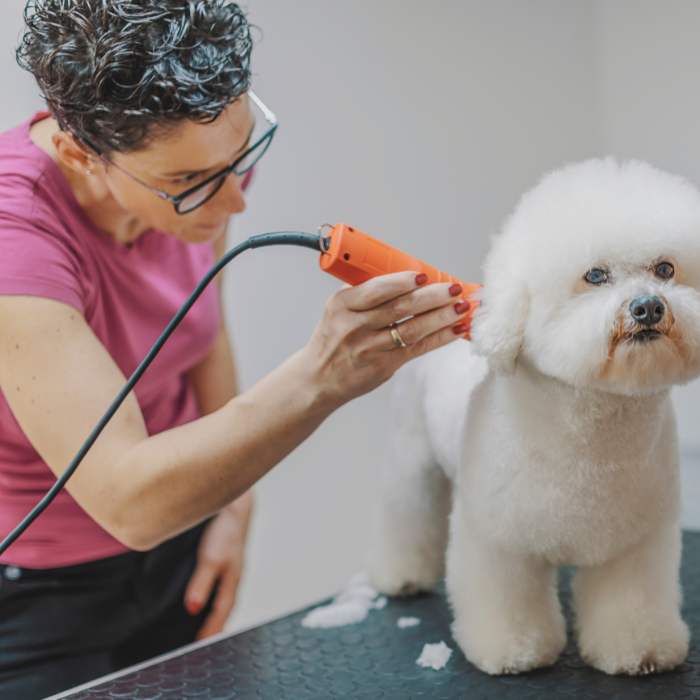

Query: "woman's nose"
<box><xmin>218</xmin><ymin>173</ymin><xmax>247</xmax><ymax>215</ymax></box>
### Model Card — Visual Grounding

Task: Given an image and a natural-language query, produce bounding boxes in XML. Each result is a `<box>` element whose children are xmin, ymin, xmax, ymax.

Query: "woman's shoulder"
<box><xmin>0</xmin><ymin>112</ymin><xmax>52</xmax><ymax>182</ymax></box>
<box><xmin>0</xmin><ymin>122</ymin><xmax>88</xmax><ymax>314</ymax></box>
<box><xmin>0</xmin><ymin>114</ymin><xmax>82</xmax><ymax>241</ymax></box>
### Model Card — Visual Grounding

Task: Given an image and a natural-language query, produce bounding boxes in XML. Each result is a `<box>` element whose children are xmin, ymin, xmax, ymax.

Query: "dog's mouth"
<box><xmin>627</xmin><ymin>329</ymin><xmax>664</xmax><ymax>343</ymax></box>
<box><xmin>607</xmin><ymin>300</ymin><xmax>676</xmax><ymax>358</ymax></box>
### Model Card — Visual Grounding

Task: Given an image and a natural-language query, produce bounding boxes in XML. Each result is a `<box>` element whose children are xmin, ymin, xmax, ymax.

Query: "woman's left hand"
<box><xmin>183</xmin><ymin>492</ymin><xmax>253</xmax><ymax>640</ymax></box>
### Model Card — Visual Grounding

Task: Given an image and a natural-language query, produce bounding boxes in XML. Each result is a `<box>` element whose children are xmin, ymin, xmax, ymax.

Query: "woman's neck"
<box><xmin>29</xmin><ymin>117</ymin><xmax>147</xmax><ymax>246</ymax></box>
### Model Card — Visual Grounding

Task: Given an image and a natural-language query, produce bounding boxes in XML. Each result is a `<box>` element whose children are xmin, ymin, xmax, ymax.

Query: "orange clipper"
<box><xmin>318</xmin><ymin>223</ymin><xmax>481</xmax><ymax>338</ymax></box>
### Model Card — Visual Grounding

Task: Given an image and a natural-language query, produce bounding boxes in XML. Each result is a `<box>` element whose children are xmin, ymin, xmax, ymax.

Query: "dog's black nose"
<box><xmin>629</xmin><ymin>295</ymin><xmax>665</xmax><ymax>327</ymax></box>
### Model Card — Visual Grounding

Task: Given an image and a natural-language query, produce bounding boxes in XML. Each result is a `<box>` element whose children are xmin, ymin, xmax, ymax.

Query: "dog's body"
<box><xmin>369</xmin><ymin>158</ymin><xmax>700</xmax><ymax>676</ymax></box>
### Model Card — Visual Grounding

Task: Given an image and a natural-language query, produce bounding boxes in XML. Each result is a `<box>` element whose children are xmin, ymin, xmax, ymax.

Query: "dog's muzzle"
<box><xmin>629</xmin><ymin>295</ymin><xmax>665</xmax><ymax>342</ymax></box>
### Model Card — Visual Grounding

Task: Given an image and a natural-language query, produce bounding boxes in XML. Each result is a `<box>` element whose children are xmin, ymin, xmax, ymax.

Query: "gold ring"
<box><xmin>390</xmin><ymin>324</ymin><xmax>408</xmax><ymax>349</ymax></box>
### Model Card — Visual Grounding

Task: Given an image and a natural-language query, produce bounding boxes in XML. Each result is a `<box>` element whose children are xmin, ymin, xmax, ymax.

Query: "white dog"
<box><xmin>369</xmin><ymin>158</ymin><xmax>700</xmax><ymax>676</ymax></box>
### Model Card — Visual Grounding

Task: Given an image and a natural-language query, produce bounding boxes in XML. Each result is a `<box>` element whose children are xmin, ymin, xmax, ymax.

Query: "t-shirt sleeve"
<box><xmin>0</xmin><ymin>213</ymin><xmax>85</xmax><ymax>314</ymax></box>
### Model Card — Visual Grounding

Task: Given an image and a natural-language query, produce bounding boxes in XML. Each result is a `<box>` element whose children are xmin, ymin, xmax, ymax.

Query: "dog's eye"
<box><xmin>584</xmin><ymin>268</ymin><xmax>609</xmax><ymax>285</ymax></box>
<box><xmin>654</xmin><ymin>261</ymin><xmax>674</xmax><ymax>280</ymax></box>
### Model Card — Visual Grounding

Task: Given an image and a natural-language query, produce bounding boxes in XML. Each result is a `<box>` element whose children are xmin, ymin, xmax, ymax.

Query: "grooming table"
<box><xmin>51</xmin><ymin>530</ymin><xmax>700</xmax><ymax>700</ymax></box>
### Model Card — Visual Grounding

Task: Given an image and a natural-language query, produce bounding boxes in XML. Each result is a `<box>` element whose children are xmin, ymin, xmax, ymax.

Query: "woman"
<box><xmin>0</xmin><ymin>1</ymin><xmax>472</xmax><ymax>698</ymax></box>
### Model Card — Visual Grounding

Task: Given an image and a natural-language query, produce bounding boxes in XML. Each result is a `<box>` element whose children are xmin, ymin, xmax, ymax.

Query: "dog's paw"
<box><xmin>578</xmin><ymin>613</ymin><xmax>689</xmax><ymax>675</ymax></box>
<box><xmin>452</xmin><ymin>613</ymin><xmax>567</xmax><ymax>675</ymax></box>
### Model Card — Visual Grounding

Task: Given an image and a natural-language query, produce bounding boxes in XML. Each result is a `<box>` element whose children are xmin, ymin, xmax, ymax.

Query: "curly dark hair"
<box><xmin>17</xmin><ymin>0</ymin><xmax>254</xmax><ymax>154</ymax></box>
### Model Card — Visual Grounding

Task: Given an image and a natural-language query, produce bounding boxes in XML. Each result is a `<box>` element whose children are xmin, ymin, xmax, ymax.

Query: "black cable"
<box><xmin>0</xmin><ymin>231</ymin><xmax>324</xmax><ymax>557</ymax></box>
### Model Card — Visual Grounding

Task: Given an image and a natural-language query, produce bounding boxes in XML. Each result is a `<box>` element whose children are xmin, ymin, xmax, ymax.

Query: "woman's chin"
<box><xmin>181</xmin><ymin>222</ymin><xmax>228</xmax><ymax>244</ymax></box>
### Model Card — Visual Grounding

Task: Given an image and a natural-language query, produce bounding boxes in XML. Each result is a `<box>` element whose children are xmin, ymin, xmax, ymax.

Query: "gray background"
<box><xmin>1</xmin><ymin>1</ymin><xmax>700</xmax><ymax>634</ymax></box>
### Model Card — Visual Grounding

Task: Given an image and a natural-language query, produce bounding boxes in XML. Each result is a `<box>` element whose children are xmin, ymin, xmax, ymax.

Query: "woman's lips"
<box><xmin>197</xmin><ymin>221</ymin><xmax>227</xmax><ymax>230</ymax></box>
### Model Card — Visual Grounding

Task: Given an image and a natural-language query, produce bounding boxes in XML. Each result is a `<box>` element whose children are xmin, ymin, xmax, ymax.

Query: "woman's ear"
<box><xmin>470</xmin><ymin>235</ymin><xmax>529</xmax><ymax>374</ymax></box>
<box><xmin>52</xmin><ymin>130</ymin><xmax>93</xmax><ymax>176</ymax></box>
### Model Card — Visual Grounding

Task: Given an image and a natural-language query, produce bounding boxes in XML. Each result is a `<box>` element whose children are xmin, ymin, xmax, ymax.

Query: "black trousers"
<box><xmin>0</xmin><ymin>519</ymin><xmax>217</xmax><ymax>700</ymax></box>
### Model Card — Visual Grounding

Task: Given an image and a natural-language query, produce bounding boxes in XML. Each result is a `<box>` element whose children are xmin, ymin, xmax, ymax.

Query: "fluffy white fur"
<box><xmin>369</xmin><ymin>157</ymin><xmax>700</xmax><ymax>676</ymax></box>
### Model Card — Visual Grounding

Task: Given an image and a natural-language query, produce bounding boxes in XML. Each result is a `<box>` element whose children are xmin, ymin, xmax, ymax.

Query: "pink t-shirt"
<box><xmin>0</xmin><ymin>113</ymin><xmax>229</xmax><ymax>568</ymax></box>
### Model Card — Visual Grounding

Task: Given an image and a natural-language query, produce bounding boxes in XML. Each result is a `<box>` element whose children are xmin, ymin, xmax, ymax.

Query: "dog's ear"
<box><xmin>470</xmin><ymin>235</ymin><xmax>529</xmax><ymax>374</ymax></box>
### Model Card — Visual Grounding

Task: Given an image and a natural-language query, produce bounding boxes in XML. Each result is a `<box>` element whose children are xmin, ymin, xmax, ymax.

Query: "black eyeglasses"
<box><xmin>82</xmin><ymin>91</ymin><xmax>277</xmax><ymax>215</ymax></box>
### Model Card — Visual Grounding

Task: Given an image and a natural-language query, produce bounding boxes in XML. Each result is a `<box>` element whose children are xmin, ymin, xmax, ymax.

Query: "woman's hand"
<box><xmin>183</xmin><ymin>492</ymin><xmax>252</xmax><ymax>640</ymax></box>
<box><xmin>304</xmin><ymin>271</ymin><xmax>472</xmax><ymax>409</ymax></box>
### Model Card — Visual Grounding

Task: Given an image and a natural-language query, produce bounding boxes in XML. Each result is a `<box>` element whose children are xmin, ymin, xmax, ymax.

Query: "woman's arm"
<box><xmin>184</xmin><ymin>249</ymin><xmax>254</xmax><ymax>629</ymax></box>
<box><xmin>0</xmin><ymin>294</ymin><xmax>327</xmax><ymax>551</ymax></box>
<box><xmin>117</xmin><ymin>343</ymin><xmax>325</xmax><ymax>549</ymax></box>
<box><xmin>0</xmin><ymin>270</ymin><xmax>466</xmax><ymax>551</ymax></box>
<box><xmin>188</xmin><ymin>231</ymin><xmax>253</xmax><ymax>531</ymax></box>
<box><xmin>189</xmin><ymin>323</ymin><xmax>239</xmax><ymax>411</ymax></box>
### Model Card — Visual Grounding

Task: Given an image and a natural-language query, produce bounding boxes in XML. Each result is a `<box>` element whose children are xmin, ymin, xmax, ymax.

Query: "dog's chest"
<box><xmin>458</xmin><ymin>382</ymin><xmax>678</xmax><ymax>566</ymax></box>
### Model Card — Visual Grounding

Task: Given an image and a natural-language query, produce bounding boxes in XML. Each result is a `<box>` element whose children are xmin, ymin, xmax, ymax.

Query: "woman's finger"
<box><xmin>184</xmin><ymin>558</ymin><xmax>218</xmax><ymax>616</ymax></box>
<box><xmin>363</xmin><ymin>298</ymin><xmax>471</xmax><ymax>353</ymax></box>
<box><xmin>335</xmin><ymin>270</ymin><xmax>426</xmax><ymax>312</ymax></box>
<box><xmin>195</xmin><ymin>566</ymin><xmax>241</xmax><ymax>640</ymax></box>
<box><xmin>409</xmin><ymin>322</ymin><xmax>471</xmax><ymax>358</ymax></box>
<box><xmin>362</xmin><ymin>282</ymin><xmax>469</xmax><ymax>331</ymax></box>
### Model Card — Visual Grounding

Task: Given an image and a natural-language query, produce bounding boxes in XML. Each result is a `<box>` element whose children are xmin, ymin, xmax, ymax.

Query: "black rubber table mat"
<box><xmin>52</xmin><ymin>529</ymin><xmax>700</xmax><ymax>699</ymax></box>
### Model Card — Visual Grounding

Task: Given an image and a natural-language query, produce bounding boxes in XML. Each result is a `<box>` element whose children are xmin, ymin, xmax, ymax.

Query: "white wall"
<box><xmin>591</xmin><ymin>0</ymin><xmax>700</xmax><ymax>453</ymax></box>
<box><xmin>0</xmin><ymin>7</ymin><xmax>42</xmax><ymax>123</ymax></box>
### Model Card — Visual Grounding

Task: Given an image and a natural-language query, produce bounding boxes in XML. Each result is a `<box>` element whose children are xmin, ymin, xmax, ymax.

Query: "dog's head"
<box><xmin>471</xmin><ymin>158</ymin><xmax>700</xmax><ymax>396</ymax></box>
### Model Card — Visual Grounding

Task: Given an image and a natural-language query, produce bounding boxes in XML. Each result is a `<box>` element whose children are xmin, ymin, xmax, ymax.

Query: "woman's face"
<box><xmin>98</xmin><ymin>95</ymin><xmax>254</xmax><ymax>244</ymax></box>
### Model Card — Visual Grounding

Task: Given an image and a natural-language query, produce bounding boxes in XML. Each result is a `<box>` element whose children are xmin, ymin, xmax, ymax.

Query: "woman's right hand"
<box><xmin>302</xmin><ymin>271</ymin><xmax>473</xmax><ymax>409</ymax></box>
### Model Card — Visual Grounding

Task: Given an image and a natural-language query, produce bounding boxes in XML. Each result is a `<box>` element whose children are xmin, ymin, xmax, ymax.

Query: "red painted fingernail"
<box><xmin>186</xmin><ymin>599</ymin><xmax>202</xmax><ymax>615</ymax></box>
<box><xmin>453</xmin><ymin>322</ymin><xmax>468</xmax><ymax>335</ymax></box>
<box><xmin>449</xmin><ymin>284</ymin><xmax>463</xmax><ymax>297</ymax></box>
<box><xmin>454</xmin><ymin>300</ymin><xmax>471</xmax><ymax>315</ymax></box>
<box><xmin>415</xmin><ymin>273</ymin><xmax>428</xmax><ymax>286</ymax></box>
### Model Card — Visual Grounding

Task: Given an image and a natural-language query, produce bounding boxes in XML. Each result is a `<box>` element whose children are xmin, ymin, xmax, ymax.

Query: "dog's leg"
<box><xmin>367</xmin><ymin>445</ymin><xmax>451</xmax><ymax>595</ymax></box>
<box><xmin>446</xmin><ymin>501</ymin><xmax>566</xmax><ymax>675</ymax></box>
<box><xmin>573</xmin><ymin>518</ymin><xmax>688</xmax><ymax>675</ymax></box>
<box><xmin>367</xmin><ymin>366</ymin><xmax>452</xmax><ymax>595</ymax></box>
